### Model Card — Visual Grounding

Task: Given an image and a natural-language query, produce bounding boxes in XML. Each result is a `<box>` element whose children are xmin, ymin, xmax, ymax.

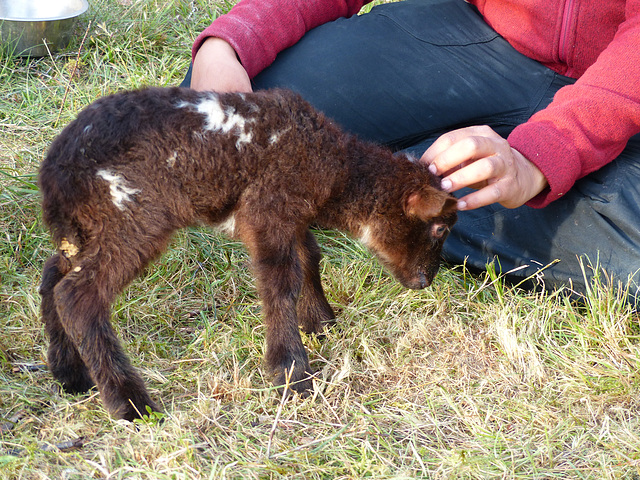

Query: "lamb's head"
<box><xmin>359</xmin><ymin>180</ymin><xmax>458</xmax><ymax>290</ymax></box>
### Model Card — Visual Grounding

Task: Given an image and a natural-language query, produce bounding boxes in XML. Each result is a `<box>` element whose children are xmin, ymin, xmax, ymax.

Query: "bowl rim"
<box><xmin>0</xmin><ymin>0</ymin><xmax>89</xmax><ymax>22</ymax></box>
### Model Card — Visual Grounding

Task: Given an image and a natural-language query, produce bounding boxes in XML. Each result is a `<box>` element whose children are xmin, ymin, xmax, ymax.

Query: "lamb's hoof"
<box><xmin>114</xmin><ymin>399</ymin><xmax>163</xmax><ymax>422</ymax></box>
<box><xmin>104</xmin><ymin>389</ymin><xmax>162</xmax><ymax>422</ymax></box>
<box><xmin>53</xmin><ymin>368</ymin><xmax>95</xmax><ymax>394</ymax></box>
<box><xmin>61</xmin><ymin>378</ymin><xmax>96</xmax><ymax>395</ymax></box>
<box><xmin>274</xmin><ymin>369</ymin><xmax>315</xmax><ymax>399</ymax></box>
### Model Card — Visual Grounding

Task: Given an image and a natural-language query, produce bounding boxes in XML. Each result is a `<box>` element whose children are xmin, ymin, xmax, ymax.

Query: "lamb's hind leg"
<box><xmin>53</xmin><ymin>250</ymin><xmax>160</xmax><ymax>421</ymax></box>
<box><xmin>40</xmin><ymin>254</ymin><xmax>94</xmax><ymax>393</ymax></box>
<box><xmin>297</xmin><ymin>229</ymin><xmax>335</xmax><ymax>335</ymax></box>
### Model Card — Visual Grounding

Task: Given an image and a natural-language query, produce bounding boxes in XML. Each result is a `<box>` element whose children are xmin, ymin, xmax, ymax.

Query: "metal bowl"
<box><xmin>0</xmin><ymin>0</ymin><xmax>89</xmax><ymax>57</ymax></box>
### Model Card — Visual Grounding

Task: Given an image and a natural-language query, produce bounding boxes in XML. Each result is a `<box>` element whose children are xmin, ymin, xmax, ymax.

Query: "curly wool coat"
<box><xmin>39</xmin><ymin>87</ymin><xmax>457</xmax><ymax>420</ymax></box>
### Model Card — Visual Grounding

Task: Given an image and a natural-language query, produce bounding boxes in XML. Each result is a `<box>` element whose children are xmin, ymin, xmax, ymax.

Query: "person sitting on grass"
<box><xmin>181</xmin><ymin>0</ymin><xmax>640</xmax><ymax>303</ymax></box>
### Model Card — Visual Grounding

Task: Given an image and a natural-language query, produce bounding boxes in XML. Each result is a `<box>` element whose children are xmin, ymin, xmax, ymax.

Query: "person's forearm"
<box><xmin>191</xmin><ymin>38</ymin><xmax>252</xmax><ymax>92</ymax></box>
<box><xmin>192</xmin><ymin>0</ymin><xmax>369</xmax><ymax>78</ymax></box>
<box><xmin>509</xmin><ymin>12</ymin><xmax>640</xmax><ymax>208</ymax></box>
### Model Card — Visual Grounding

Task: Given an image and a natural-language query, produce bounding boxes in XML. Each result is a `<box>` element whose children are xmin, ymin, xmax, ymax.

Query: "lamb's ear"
<box><xmin>404</xmin><ymin>188</ymin><xmax>457</xmax><ymax>221</ymax></box>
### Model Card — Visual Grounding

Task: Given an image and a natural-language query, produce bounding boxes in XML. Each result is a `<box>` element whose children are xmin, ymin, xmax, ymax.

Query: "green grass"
<box><xmin>1</xmin><ymin>1</ymin><xmax>640</xmax><ymax>478</ymax></box>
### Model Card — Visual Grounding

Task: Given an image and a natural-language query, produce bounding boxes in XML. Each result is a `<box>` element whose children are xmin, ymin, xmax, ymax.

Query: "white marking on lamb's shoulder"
<box><xmin>359</xmin><ymin>225</ymin><xmax>373</xmax><ymax>247</ymax></box>
<box><xmin>216</xmin><ymin>213</ymin><xmax>236</xmax><ymax>236</ymax></box>
<box><xmin>83</xmin><ymin>124</ymin><xmax>93</xmax><ymax>135</ymax></box>
<box><xmin>96</xmin><ymin>169</ymin><xmax>141</xmax><ymax>211</ymax></box>
<box><xmin>358</xmin><ymin>224</ymin><xmax>391</xmax><ymax>263</ymax></box>
<box><xmin>167</xmin><ymin>151</ymin><xmax>178</xmax><ymax>168</ymax></box>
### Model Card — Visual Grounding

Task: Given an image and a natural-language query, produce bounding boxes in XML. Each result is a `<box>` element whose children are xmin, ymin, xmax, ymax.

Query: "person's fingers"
<box><xmin>422</xmin><ymin>125</ymin><xmax>498</xmax><ymax>172</ymax></box>
<box><xmin>456</xmin><ymin>180</ymin><xmax>510</xmax><ymax>210</ymax></box>
<box><xmin>440</xmin><ymin>152</ymin><xmax>508</xmax><ymax>193</ymax></box>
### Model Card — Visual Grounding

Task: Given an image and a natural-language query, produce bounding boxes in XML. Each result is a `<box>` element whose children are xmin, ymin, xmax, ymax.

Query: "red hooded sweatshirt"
<box><xmin>192</xmin><ymin>0</ymin><xmax>640</xmax><ymax>208</ymax></box>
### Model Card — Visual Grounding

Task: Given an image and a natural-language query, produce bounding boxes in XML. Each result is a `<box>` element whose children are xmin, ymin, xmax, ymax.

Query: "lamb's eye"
<box><xmin>432</xmin><ymin>224</ymin><xmax>448</xmax><ymax>238</ymax></box>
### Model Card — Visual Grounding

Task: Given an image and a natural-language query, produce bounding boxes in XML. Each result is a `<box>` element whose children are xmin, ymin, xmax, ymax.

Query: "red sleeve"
<box><xmin>512</xmin><ymin>4</ymin><xmax>640</xmax><ymax>208</ymax></box>
<box><xmin>192</xmin><ymin>0</ymin><xmax>369</xmax><ymax>79</ymax></box>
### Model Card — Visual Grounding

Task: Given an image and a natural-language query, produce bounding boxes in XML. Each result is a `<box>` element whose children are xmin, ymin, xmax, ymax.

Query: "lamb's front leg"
<box><xmin>250</xmin><ymin>234</ymin><xmax>314</xmax><ymax>396</ymax></box>
<box><xmin>297</xmin><ymin>229</ymin><xmax>335</xmax><ymax>334</ymax></box>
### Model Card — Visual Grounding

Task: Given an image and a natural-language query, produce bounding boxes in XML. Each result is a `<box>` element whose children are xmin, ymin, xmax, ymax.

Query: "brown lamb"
<box><xmin>38</xmin><ymin>87</ymin><xmax>457</xmax><ymax>421</ymax></box>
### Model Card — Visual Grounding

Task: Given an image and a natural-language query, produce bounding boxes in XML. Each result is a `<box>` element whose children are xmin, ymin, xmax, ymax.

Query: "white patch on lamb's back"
<box><xmin>191</xmin><ymin>97</ymin><xmax>255</xmax><ymax>147</ymax></box>
<box><xmin>178</xmin><ymin>94</ymin><xmax>259</xmax><ymax>148</ymax></box>
<box><xmin>234</xmin><ymin>130</ymin><xmax>253</xmax><ymax>148</ymax></box>
<box><xmin>269</xmin><ymin>127</ymin><xmax>291</xmax><ymax>145</ymax></box>
<box><xmin>216</xmin><ymin>213</ymin><xmax>236</xmax><ymax>236</ymax></box>
<box><xmin>196</xmin><ymin>97</ymin><xmax>226</xmax><ymax>130</ymax></box>
<box><xmin>96</xmin><ymin>169</ymin><xmax>140</xmax><ymax>211</ymax></box>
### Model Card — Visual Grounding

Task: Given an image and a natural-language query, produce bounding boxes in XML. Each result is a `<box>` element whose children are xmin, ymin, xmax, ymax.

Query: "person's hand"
<box><xmin>191</xmin><ymin>37</ymin><xmax>252</xmax><ymax>93</ymax></box>
<box><xmin>421</xmin><ymin>126</ymin><xmax>548</xmax><ymax>210</ymax></box>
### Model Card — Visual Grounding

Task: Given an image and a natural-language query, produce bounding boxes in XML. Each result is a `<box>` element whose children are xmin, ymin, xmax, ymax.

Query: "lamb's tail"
<box><xmin>39</xmin><ymin>138</ymin><xmax>98</xmax><ymax>257</ymax></box>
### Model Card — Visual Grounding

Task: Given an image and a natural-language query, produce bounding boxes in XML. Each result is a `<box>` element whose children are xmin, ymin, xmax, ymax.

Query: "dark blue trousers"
<box><xmin>182</xmin><ymin>0</ymin><xmax>640</xmax><ymax>302</ymax></box>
